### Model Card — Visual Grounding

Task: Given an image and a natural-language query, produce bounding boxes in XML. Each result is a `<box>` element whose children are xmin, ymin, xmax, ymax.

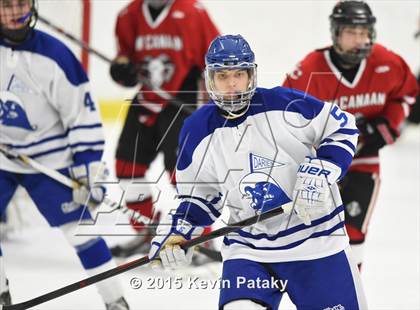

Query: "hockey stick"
<box><xmin>0</xmin><ymin>144</ymin><xmax>222</xmax><ymax>261</ymax></box>
<box><xmin>0</xmin><ymin>144</ymin><xmax>142</xmax><ymax>220</ymax></box>
<box><xmin>37</xmin><ymin>15</ymin><xmax>112</xmax><ymax>64</ymax></box>
<box><xmin>37</xmin><ymin>15</ymin><xmax>197</xmax><ymax>115</ymax></box>
<box><xmin>0</xmin><ymin>202</ymin><xmax>292</xmax><ymax>310</ymax></box>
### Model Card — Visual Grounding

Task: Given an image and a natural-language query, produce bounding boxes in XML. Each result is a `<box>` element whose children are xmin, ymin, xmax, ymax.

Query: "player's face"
<box><xmin>0</xmin><ymin>0</ymin><xmax>31</xmax><ymax>30</ymax></box>
<box><xmin>213</xmin><ymin>69</ymin><xmax>250</xmax><ymax>100</ymax></box>
<box><xmin>337</xmin><ymin>26</ymin><xmax>371</xmax><ymax>53</ymax></box>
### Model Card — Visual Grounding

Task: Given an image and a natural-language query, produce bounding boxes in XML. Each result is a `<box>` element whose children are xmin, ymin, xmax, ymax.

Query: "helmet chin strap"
<box><xmin>1</xmin><ymin>7</ymin><xmax>37</xmax><ymax>44</ymax></box>
<box><xmin>333</xmin><ymin>44</ymin><xmax>371</xmax><ymax>68</ymax></box>
<box><xmin>219</xmin><ymin>102</ymin><xmax>250</xmax><ymax>119</ymax></box>
<box><xmin>17</xmin><ymin>11</ymin><xmax>32</xmax><ymax>24</ymax></box>
<box><xmin>1</xmin><ymin>26</ymin><xmax>32</xmax><ymax>43</ymax></box>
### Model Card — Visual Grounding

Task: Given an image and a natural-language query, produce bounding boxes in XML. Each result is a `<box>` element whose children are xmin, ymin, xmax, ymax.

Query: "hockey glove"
<box><xmin>69</xmin><ymin>161</ymin><xmax>108</xmax><ymax>206</ymax></box>
<box><xmin>292</xmin><ymin>157</ymin><xmax>341</xmax><ymax>225</ymax></box>
<box><xmin>110</xmin><ymin>56</ymin><xmax>138</xmax><ymax>87</ymax></box>
<box><xmin>148</xmin><ymin>214</ymin><xmax>204</xmax><ymax>269</ymax></box>
<box><xmin>356</xmin><ymin>116</ymin><xmax>397</xmax><ymax>156</ymax></box>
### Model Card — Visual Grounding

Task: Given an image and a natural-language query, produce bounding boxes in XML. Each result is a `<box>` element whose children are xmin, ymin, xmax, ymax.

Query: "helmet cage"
<box><xmin>329</xmin><ymin>1</ymin><xmax>376</xmax><ymax>65</ymax></box>
<box><xmin>205</xmin><ymin>62</ymin><xmax>257</xmax><ymax>118</ymax></box>
<box><xmin>331</xmin><ymin>23</ymin><xmax>376</xmax><ymax>65</ymax></box>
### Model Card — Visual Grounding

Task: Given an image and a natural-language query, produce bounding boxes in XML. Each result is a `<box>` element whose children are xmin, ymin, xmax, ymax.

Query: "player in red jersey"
<box><xmin>109</xmin><ymin>0</ymin><xmax>219</xmax><ymax>258</ymax></box>
<box><xmin>282</xmin><ymin>0</ymin><xmax>419</xmax><ymax>269</ymax></box>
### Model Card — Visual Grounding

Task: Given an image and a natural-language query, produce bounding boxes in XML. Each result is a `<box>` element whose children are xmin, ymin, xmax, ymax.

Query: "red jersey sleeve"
<box><xmin>382</xmin><ymin>55</ymin><xmax>419</xmax><ymax>132</ymax></box>
<box><xmin>281</xmin><ymin>53</ymin><xmax>321</xmax><ymax>96</ymax></box>
<box><xmin>114</xmin><ymin>2</ymin><xmax>138</xmax><ymax>59</ymax></box>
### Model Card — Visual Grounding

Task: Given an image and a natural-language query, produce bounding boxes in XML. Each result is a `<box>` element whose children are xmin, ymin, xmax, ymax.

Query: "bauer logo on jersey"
<box><xmin>249</xmin><ymin>153</ymin><xmax>285</xmax><ymax>172</ymax></box>
<box><xmin>0</xmin><ymin>91</ymin><xmax>36</xmax><ymax>131</ymax></box>
<box><xmin>140</xmin><ymin>54</ymin><xmax>175</xmax><ymax>89</ymax></box>
<box><xmin>239</xmin><ymin>172</ymin><xmax>291</xmax><ymax>213</ymax></box>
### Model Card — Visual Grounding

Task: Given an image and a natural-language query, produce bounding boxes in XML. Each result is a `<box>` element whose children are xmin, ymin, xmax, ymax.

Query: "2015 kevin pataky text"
<box><xmin>130</xmin><ymin>276</ymin><xmax>288</xmax><ymax>291</ymax></box>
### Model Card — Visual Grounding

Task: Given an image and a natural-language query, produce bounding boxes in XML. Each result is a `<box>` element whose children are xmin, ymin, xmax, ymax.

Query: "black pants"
<box><xmin>339</xmin><ymin>171</ymin><xmax>380</xmax><ymax>244</ymax></box>
<box><xmin>116</xmin><ymin>99</ymin><xmax>191</xmax><ymax>172</ymax></box>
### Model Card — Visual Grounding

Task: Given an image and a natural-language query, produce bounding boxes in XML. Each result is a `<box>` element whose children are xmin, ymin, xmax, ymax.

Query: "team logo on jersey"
<box><xmin>375</xmin><ymin>65</ymin><xmax>390</xmax><ymax>73</ymax></box>
<box><xmin>61</xmin><ymin>201</ymin><xmax>82</xmax><ymax>214</ymax></box>
<box><xmin>0</xmin><ymin>91</ymin><xmax>36</xmax><ymax>131</ymax></box>
<box><xmin>172</xmin><ymin>10</ymin><xmax>185</xmax><ymax>19</ymax></box>
<box><xmin>135</xmin><ymin>34</ymin><xmax>183</xmax><ymax>51</ymax></box>
<box><xmin>327</xmin><ymin>92</ymin><xmax>386</xmax><ymax>110</ymax></box>
<box><xmin>345</xmin><ymin>201</ymin><xmax>362</xmax><ymax>217</ymax></box>
<box><xmin>139</xmin><ymin>54</ymin><xmax>175</xmax><ymax>89</ymax></box>
<box><xmin>323</xmin><ymin>305</ymin><xmax>345</xmax><ymax>310</ymax></box>
<box><xmin>7</xmin><ymin>75</ymin><xmax>34</xmax><ymax>94</ymax></box>
<box><xmin>239</xmin><ymin>172</ymin><xmax>291</xmax><ymax>213</ymax></box>
<box><xmin>250</xmin><ymin>153</ymin><xmax>285</xmax><ymax>172</ymax></box>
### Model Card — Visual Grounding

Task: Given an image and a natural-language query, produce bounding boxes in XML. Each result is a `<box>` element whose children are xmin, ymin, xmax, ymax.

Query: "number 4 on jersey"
<box><xmin>84</xmin><ymin>92</ymin><xmax>96</xmax><ymax>111</ymax></box>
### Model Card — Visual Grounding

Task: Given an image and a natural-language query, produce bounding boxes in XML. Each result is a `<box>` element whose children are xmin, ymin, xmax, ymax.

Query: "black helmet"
<box><xmin>330</xmin><ymin>1</ymin><xmax>376</xmax><ymax>65</ymax></box>
<box><xmin>0</xmin><ymin>0</ymin><xmax>38</xmax><ymax>43</ymax></box>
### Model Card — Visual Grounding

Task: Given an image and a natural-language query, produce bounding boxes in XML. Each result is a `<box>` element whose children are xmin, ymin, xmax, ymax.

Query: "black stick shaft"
<box><xmin>1</xmin><ymin>206</ymin><xmax>285</xmax><ymax>310</ymax></box>
<box><xmin>37</xmin><ymin>15</ymin><xmax>112</xmax><ymax>63</ymax></box>
<box><xmin>1</xmin><ymin>257</ymin><xmax>149</xmax><ymax>310</ymax></box>
<box><xmin>37</xmin><ymin>15</ymin><xmax>196</xmax><ymax>115</ymax></box>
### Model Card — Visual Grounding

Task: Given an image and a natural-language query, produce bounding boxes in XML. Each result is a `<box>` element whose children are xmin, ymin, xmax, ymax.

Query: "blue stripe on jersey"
<box><xmin>334</xmin><ymin>128</ymin><xmax>359</xmax><ymax>136</ymax></box>
<box><xmin>30</xmin><ymin>141</ymin><xmax>104</xmax><ymax>159</ymax></box>
<box><xmin>10</xmin><ymin>132</ymin><xmax>68</xmax><ymax>149</ymax></box>
<box><xmin>176</xmin><ymin>201</ymin><xmax>216</xmax><ymax>226</ymax></box>
<box><xmin>0</xmin><ymin>30</ymin><xmax>88</xmax><ymax>86</ymax></box>
<box><xmin>31</xmin><ymin>145</ymin><xmax>69</xmax><ymax>159</ymax></box>
<box><xmin>320</xmin><ymin>138</ymin><xmax>356</xmax><ymax>153</ymax></box>
<box><xmin>178</xmin><ymin>195</ymin><xmax>222</xmax><ymax>219</ymax></box>
<box><xmin>317</xmin><ymin>145</ymin><xmax>353</xmax><ymax>178</ymax></box>
<box><xmin>70</xmin><ymin>141</ymin><xmax>105</xmax><ymax>149</ymax></box>
<box><xmin>223</xmin><ymin>221</ymin><xmax>345</xmax><ymax>251</ymax></box>
<box><xmin>70</xmin><ymin>123</ymin><xmax>103</xmax><ymax>131</ymax></box>
<box><xmin>177</xmin><ymin>87</ymin><xmax>325</xmax><ymax>171</ymax></box>
<box><xmin>237</xmin><ymin>205</ymin><xmax>344</xmax><ymax>240</ymax></box>
<box><xmin>8</xmin><ymin>123</ymin><xmax>103</xmax><ymax>149</ymax></box>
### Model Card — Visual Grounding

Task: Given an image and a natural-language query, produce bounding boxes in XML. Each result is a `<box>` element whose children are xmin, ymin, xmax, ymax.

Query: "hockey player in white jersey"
<box><xmin>148</xmin><ymin>35</ymin><xmax>367</xmax><ymax>309</ymax></box>
<box><xmin>0</xmin><ymin>1</ymin><xmax>129</xmax><ymax>309</ymax></box>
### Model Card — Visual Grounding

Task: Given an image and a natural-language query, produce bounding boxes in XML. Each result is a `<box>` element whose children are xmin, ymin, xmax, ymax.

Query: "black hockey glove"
<box><xmin>356</xmin><ymin>116</ymin><xmax>397</xmax><ymax>157</ymax></box>
<box><xmin>110</xmin><ymin>61</ymin><xmax>138</xmax><ymax>87</ymax></box>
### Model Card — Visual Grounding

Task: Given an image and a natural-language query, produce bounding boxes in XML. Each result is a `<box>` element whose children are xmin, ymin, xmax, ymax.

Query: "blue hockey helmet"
<box><xmin>205</xmin><ymin>35</ymin><xmax>257</xmax><ymax>119</ymax></box>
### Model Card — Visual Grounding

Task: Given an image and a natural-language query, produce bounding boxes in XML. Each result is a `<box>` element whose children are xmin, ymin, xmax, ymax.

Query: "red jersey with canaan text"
<box><xmin>115</xmin><ymin>0</ymin><xmax>219</xmax><ymax>115</ymax></box>
<box><xmin>282</xmin><ymin>44</ymin><xmax>419</xmax><ymax>174</ymax></box>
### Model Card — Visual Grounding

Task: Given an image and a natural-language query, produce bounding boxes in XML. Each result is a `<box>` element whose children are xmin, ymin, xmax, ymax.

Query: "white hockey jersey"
<box><xmin>175</xmin><ymin>86</ymin><xmax>359</xmax><ymax>262</ymax></box>
<box><xmin>0</xmin><ymin>30</ymin><xmax>104</xmax><ymax>173</ymax></box>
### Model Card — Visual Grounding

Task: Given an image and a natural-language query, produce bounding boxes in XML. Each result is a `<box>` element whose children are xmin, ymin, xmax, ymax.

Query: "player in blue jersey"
<box><xmin>148</xmin><ymin>34</ymin><xmax>367</xmax><ymax>309</ymax></box>
<box><xmin>0</xmin><ymin>1</ymin><xmax>129</xmax><ymax>308</ymax></box>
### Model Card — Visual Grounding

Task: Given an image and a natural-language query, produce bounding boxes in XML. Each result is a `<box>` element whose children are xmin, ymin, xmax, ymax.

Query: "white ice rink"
<box><xmin>1</xmin><ymin>123</ymin><xmax>419</xmax><ymax>310</ymax></box>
